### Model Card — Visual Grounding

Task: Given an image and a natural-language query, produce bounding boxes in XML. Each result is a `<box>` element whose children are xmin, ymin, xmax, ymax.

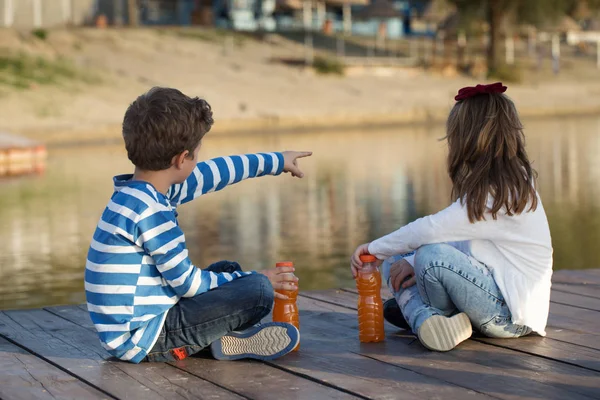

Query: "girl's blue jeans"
<box><xmin>382</xmin><ymin>243</ymin><xmax>532</xmax><ymax>338</ymax></box>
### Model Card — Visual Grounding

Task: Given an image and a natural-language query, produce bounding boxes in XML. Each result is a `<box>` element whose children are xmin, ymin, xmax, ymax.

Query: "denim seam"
<box><xmin>250</xmin><ymin>278</ymin><xmax>268</xmax><ymax>322</ymax></box>
<box><xmin>480</xmin><ymin>315</ymin><xmax>522</xmax><ymax>338</ymax></box>
<box><xmin>162</xmin><ymin>305</ymin><xmax>272</xmax><ymax>336</ymax></box>
<box><xmin>147</xmin><ymin>344</ymin><xmax>204</xmax><ymax>359</ymax></box>
<box><xmin>481</xmin><ymin>315</ymin><xmax>502</xmax><ymax>327</ymax></box>
<box><xmin>421</xmin><ymin>262</ymin><xmax>505</xmax><ymax>306</ymax></box>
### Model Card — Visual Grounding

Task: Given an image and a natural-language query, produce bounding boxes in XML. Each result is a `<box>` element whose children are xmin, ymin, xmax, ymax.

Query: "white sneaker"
<box><xmin>418</xmin><ymin>313</ymin><xmax>472</xmax><ymax>352</ymax></box>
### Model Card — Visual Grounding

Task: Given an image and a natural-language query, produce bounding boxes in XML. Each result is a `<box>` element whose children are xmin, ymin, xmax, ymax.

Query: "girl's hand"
<box><xmin>390</xmin><ymin>259</ymin><xmax>416</xmax><ymax>291</ymax></box>
<box><xmin>282</xmin><ymin>151</ymin><xmax>313</xmax><ymax>178</ymax></box>
<box><xmin>260</xmin><ymin>266</ymin><xmax>299</xmax><ymax>300</ymax></box>
<box><xmin>350</xmin><ymin>243</ymin><xmax>382</xmax><ymax>278</ymax></box>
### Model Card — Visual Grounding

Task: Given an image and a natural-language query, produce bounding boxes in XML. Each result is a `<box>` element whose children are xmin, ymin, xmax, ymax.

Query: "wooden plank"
<box><xmin>46</xmin><ymin>305</ymin><xmax>95</xmax><ymax>330</ymax></box>
<box><xmin>272</xmin><ymin>342</ymin><xmax>488</xmax><ymax>400</ymax></box>
<box><xmin>0</xmin><ymin>309</ymin><xmax>244</xmax><ymax>400</ymax></box>
<box><xmin>297</xmin><ymin>292</ymin><xmax>600</xmax><ymax>399</ymax></box>
<box><xmin>0</xmin><ymin>336</ymin><xmax>107</xmax><ymax>400</ymax></box>
<box><xmin>553</xmin><ymin>270</ymin><xmax>600</xmax><ymax>285</ymax></box>
<box><xmin>553</xmin><ymin>283</ymin><xmax>600</xmax><ymax>300</ymax></box>
<box><xmin>474</xmin><ymin>334</ymin><xmax>600</xmax><ymax>373</ymax></box>
<box><xmin>47</xmin><ymin>305</ymin><xmax>360</xmax><ymax>400</ymax></box>
<box><xmin>336</xmin><ymin>287</ymin><xmax>600</xmax><ymax>358</ymax></box>
<box><xmin>302</xmin><ymin>289</ymin><xmax>364</xmax><ymax>308</ymax></box>
<box><xmin>551</xmin><ymin>290</ymin><xmax>600</xmax><ymax>311</ymax></box>
<box><xmin>549</xmin><ymin>303</ymin><xmax>600</xmax><ymax>334</ymax></box>
<box><xmin>171</xmin><ymin>356</ymin><xmax>359</xmax><ymax>400</ymax></box>
<box><xmin>543</xmin><ymin>327</ymin><xmax>600</xmax><ymax>351</ymax></box>
<box><xmin>339</xmin><ymin>286</ymin><xmax>600</xmax><ymax>350</ymax></box>
<box><xmin>261</xmin><ymin>313</ymin><xmax>490</xmax><ymax>399</ymax></box>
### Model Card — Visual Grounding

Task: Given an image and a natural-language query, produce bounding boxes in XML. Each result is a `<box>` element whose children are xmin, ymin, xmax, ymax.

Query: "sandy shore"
<box><xmin>2</xmin><ymin>28</ymin><xmax>600</xmax><ymax>145</ymax></box>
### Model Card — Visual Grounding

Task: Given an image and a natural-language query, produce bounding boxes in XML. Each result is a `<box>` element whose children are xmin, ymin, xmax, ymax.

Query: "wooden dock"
<box><xmin>1</xmin><ymin>269</ymin><xmax>599</xmax><ymax>400</ymax></box>
<box><xmin>0</xmin><ymin>132</ymin><xmax>46</xmax><ymax>177</ymax></box>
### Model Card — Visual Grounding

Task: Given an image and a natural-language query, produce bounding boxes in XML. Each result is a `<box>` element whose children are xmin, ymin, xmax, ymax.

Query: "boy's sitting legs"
<box><xmin>145</xmin><ymin>265</ymin><xmax>297</xmax><ymax>362</ymax></box>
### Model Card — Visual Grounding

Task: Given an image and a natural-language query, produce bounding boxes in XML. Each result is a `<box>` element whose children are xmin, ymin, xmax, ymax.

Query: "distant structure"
<box><xmin>0</xmin><ymin>0</ymin><xmax>446</xmax><ymax>40</ymax></box>
<box><xmin>0</xmin><ymin>132</ymin><xmax>46</xmax><ymax>178</ymax></box>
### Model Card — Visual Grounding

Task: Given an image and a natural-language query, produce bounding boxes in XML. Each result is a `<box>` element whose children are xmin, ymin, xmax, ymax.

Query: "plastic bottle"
<box><xmin>272</xmin><ymin>261</ymin><xmax>299</xmax><ymax>351</ymax></box>
<box><xmin>356</xmin><ymin>254</ymin><xmax>385</xmax><ymax>343</ymax></box>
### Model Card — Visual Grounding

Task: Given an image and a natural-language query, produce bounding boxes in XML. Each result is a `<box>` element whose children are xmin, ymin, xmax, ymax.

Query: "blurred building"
<box><xmin>0</xmin><ymin>0</ymin><xmax>445</xmax><ymax>39</ymax></box>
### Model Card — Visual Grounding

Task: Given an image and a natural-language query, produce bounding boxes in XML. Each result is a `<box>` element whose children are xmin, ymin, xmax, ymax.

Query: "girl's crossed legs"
<box><xmin>382</xmin><ymin>243</ymin><xmax>531</xmax><ymax>351</ymax></box>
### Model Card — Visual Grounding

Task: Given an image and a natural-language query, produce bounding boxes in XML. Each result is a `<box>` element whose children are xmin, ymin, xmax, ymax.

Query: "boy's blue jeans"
<box><xmin>382</xmin><ymin>244</ymin><xmax>532</xmax><ymax>338</ymax></box>
<box><xmin>145</xmin><ymin>261</ymin><xmax>273</xmax><ymax>362</ymax></box>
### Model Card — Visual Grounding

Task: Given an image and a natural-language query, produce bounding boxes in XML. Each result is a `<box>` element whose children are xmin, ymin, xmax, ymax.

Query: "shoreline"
<box><xmin>3</xmin><ymin>27</ymin><xmax>600</xmax><ymax>148</ymax></box>
<box><xmin>15</xmin><ymin>103</ymin><xmax>600</xmax><ymax>148</ymax></box>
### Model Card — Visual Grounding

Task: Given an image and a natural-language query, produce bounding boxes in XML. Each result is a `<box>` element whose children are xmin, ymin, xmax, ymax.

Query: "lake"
<box><xmin>1</xmin><ymin>115</ymin><xmax>599</xmax><ymax>310</ymax></box>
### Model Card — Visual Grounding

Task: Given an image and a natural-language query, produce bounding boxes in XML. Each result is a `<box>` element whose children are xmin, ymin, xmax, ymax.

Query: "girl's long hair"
<box><xmin>445</xmin><ymin>93</ymin><xmax>538</xmax><ymax>223</ymax></box>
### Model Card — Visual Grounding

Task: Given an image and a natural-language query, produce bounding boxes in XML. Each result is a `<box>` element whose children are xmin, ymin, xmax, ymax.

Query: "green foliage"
<box><xmin>0</xmin><ymin>52</ymin><xmax>101</xmax><ymax>89</ymax></box>
<box><xmin>448</xmin><ymin>0</ymin><xmax>600</xmax><ymax>27</ymax></box>
<box><xmin>514</xmin><ymin>0</ymin><xmax>573</xmax><ymax>26</ymax></box>
<box><xmin>447</xmin><ymin>0</ymin><xmax>600</xmax><ymax>72</ymax></box>
<box><xmin>31</xmin><ymin>28</ymin><xmax>48</xmax><ymax>40</ymax></box>
<box><xmin>312</xmin><ymin>56</ymin><xmax>345</xmax><ymax>75</ymax></box>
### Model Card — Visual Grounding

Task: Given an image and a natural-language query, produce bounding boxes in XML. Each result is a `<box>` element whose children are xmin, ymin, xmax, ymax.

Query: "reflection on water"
<box><xmin>1</xmin><ymin>116</ymin><xmax>599</xmax><ymax>309</ymax></box>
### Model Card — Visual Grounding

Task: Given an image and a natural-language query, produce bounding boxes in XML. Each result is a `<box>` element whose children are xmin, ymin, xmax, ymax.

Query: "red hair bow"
<box><xmin>455</xmin><ymin>82</ymin><xmax>507</xmax><ymax>101</ymax></box>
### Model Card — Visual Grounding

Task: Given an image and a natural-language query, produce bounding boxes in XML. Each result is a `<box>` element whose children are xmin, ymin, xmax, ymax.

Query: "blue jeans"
<box><xmin>382</xmin><ymin>244</ymin><xmax>531</xmax><ymax>338</ymax></box>
<box><xmin>145</xmin><ymin>261</ymin><xmax>274</xmax><ymax>362</ymax></box>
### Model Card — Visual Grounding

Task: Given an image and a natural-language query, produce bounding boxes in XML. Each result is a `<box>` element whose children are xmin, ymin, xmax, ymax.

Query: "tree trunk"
<box><xmin>128</xmin><ymin>0</ymin><xmax>138</xmax><ymax>26</ymax></box>
<box><xmin>486</xmin><ymin>0</ymin><xmax>503</xmax><ymax>75</ymax></box>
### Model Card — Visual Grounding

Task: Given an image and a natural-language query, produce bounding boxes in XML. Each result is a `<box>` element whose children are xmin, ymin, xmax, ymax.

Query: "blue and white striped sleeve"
<box><xmin>137</xmin><ymin>209</ymin><xmax>252</xmax><ymax>297</ymax></box>
<box><xmin>168</xmin><ymin>152</ymin><xmax>285</xmax><ymax>206</ymax></box>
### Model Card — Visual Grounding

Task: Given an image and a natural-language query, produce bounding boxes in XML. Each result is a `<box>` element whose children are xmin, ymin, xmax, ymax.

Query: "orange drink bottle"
<box><xmin>356</xmin><ymin>254</ymin><xmax>385</xmax><ymax>342</ymax></box>
<box><xmin>272</xmin><ymin>261</ymin><xmax>300</xmax><ymax>351</ymax></box>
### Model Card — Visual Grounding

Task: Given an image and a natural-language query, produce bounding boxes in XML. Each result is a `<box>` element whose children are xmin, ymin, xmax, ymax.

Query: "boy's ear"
<box><xmin>172</xmin><ymin>151</ymin><xmax>189</xmax><ymax>170</ymax></box>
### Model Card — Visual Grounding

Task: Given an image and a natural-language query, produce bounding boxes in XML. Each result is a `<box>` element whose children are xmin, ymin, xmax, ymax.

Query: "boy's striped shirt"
<box><xmin>85</xmin><ymin>152</ymin><xmax>284</xmax><ymax>363</ymax></box>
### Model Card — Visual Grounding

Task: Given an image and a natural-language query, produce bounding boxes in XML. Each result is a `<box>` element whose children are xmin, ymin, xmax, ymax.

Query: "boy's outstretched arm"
<box><xmin>168</xmin><ymin>151</ymin><xmax>312</xmax><ymax>206</ymax></box>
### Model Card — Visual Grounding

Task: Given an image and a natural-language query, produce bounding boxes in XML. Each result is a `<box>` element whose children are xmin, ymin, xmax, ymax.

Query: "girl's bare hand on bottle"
<box><xmin>350</xmin><ymin>243</ymin><xmax>382</xmax><ymax>278</ymax></box>
<box><xmin>260</xmin><ymin>266</ymin><xmax>299</xmax><ymax>300</ymax></box>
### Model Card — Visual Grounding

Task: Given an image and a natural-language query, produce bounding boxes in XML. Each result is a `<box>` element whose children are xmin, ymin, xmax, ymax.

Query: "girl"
<box><xmin>351</xmin><ymin>83</ymin><xmax>553</xmax><ymax>352</ymax></box>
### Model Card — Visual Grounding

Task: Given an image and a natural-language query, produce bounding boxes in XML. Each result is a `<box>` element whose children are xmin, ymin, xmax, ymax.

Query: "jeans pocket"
<box><xmin>480</xmin><ymin>315</ymin><xmax>523</xmax><ymax>339</ymax></box>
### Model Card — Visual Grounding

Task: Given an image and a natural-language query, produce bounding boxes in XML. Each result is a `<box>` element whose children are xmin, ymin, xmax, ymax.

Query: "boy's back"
<box><xmin>86</xmin><ymin>87</ymin><xmax>310</xmax><ymax>363</ymax></box>
<box><xmin>87</xmin><ymin>153</ymin><xmax>284</xmax><ymax>362</ymax></box>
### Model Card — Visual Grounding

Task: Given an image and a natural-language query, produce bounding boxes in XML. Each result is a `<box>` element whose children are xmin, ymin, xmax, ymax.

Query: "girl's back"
<box><xmin>465</xmin><ymin>193</ymin><xmax>552</xmax><ymax>333</ymax></box>
<box><xmin>362</xmin><ymin>83</ymin><xmax>553</xmax><ymax>338</ymax></box>
<box><xmin>445</xmin><ymin>85</ymin><xmax>553</xmax><ymax>332</ymax></box>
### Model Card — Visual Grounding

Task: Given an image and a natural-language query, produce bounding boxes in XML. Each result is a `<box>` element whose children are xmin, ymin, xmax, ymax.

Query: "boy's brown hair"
<box><xmin>123</xmin><ymin>87</ymin><xmax>214</xmax><ymax>171</ymax></box>
<box><xmin>445</xmin><ymin>93</ymin><xmax>538</xmax><ymax>222</ymax></box>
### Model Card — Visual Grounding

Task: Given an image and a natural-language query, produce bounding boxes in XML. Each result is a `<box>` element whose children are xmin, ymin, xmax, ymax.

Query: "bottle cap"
<box><xmin>359</xmin><ymin>254</ymin><xmax>377</xmax><ymax>263</ymax></box>
<box><xmin>276</xmin><ymin>261</ymin><xmax>294</xmax><ymax>267</ymax></box>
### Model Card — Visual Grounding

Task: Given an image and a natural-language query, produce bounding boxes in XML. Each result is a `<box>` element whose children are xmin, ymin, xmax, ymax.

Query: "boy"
<box><xmin>85</xmin><ymin>87</ymin><xmax>312</xmax><ymax>363</ymax></box>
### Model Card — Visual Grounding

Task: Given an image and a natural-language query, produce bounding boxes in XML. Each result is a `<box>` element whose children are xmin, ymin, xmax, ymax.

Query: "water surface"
<box><xmin>1</xmin><ymin>116</ymin><xmax>599</xmax><ymax>309</ymax></box>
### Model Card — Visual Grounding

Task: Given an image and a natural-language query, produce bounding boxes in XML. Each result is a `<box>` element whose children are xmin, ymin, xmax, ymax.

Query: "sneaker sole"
<box><xmin>211</xmin><ymin>323</ymin><xmax>300</xmax><ymax>361</ymax></box>
<box><xmin>418</xmin><ymin>313</ymin><xmax>472</xmax><ymax>352</ymax></box>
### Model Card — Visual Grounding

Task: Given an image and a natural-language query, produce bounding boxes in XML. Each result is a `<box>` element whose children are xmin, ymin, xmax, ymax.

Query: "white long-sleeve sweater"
<box><xmin>368</xmin><ymin>194</ymin><xmax>553</xmax><ymax>335</ymax></box>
